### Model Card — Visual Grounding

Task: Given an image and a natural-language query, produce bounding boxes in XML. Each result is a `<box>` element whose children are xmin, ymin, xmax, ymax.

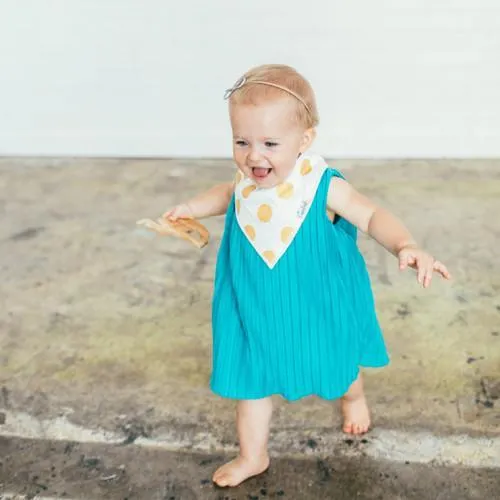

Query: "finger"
<box><xmin>423</xmin><ymin>266</ymin><xmax>434</xmax><ymax>288</ymax></box>
<box><xmin>401</xmin><ymin>255</ymin><xmax>415</xmax><ymax>271</ymax></box>
<box><xmin>184</xmin><ymin>203</ymin><xmax>194</xmax><ymax>218</ymax></box>
<box><xmin>418</xmin><ymin>258</ymin><xmax>434</xmax><ymax>288</ymax></box>
<box><xmin>407</xmin><ymin>254</ymin><xmax>416</xmax><ymax>268</ymax></box>
<box><xmin>416</xmin><ymin>256</ymin><xmax>427</xmax><ymax>284</ymax></box>
<box><xmin>434</xmin><ymin>261</ymin><xmax>452</xmax><ymax>280</ymax></box>
<box><xmin>165</xmin><ymin>210</ymin><xmax>178</xmax><ymax>221</ymax></box>
<box><xmin>399</xmin><ymin>253</ymin><xmax>407</xmax><ymax>270</ymax></box>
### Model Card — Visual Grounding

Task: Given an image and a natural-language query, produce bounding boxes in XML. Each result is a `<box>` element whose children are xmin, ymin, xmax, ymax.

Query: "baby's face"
<box><xmin>230</xmin><ymin>99</ymin><xmax>314</xmax><ymax>188</ymax></box>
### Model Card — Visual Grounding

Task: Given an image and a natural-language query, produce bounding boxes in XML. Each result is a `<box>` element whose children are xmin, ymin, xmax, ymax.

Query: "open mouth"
<box><xmin>251</xmin><ymin>167</ymin><xmax>272</xmax><ymax>179</ymax></box>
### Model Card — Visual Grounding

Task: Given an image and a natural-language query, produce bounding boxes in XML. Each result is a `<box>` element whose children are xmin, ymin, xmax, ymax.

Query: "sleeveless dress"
<box><xmin>210</xmin><ymin>168</ymin><xmax>389</xmax><ymax>401</ymax></box>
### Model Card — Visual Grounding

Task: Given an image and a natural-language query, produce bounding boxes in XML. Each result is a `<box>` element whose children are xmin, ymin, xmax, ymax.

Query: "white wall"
<box><xmin>0</xmin><ymin>0</ymin><xmax>499</xmax><ymax>158</ymax></box>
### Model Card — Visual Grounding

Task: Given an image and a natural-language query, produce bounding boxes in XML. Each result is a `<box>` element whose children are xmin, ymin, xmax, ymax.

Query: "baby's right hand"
<box><xmin>162</xmin><ymin>203</ymin><xmax>194</xmax><ymax>221</ymax></box>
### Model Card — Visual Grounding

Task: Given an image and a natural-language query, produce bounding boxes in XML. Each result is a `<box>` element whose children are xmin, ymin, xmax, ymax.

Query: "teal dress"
<box><xmin>210</xmin><ymin>168</ymin><xmax>389</xmax><ymax>401</ymax></box>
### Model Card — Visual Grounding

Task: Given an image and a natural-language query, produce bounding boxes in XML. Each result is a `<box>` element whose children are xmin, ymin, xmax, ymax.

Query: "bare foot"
<box><xmin>212</xmin><ymin>454</ymin><xmax>270</xmax><ymax>487</ymax></box>
<box><xmin>341</xmin><ymin>394</ymin><xmax>371</xmax><ymax>435</ymax></box>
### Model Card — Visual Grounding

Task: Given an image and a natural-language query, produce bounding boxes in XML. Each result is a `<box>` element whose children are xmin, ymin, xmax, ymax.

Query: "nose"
<box><xmin>248</xmin><ymin>146</ymin><xmax>262</xmax><ymax>164</ymax></box>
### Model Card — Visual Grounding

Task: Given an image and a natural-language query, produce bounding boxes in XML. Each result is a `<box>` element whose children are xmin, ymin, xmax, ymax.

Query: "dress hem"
<box><xmin>209</xmin><ymin>360</ymin><xmax>389</xmax><ymax>402</ymax></box>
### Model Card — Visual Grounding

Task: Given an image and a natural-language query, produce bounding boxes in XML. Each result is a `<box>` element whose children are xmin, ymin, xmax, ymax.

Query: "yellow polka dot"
<box><xmin>242</xmin><ymin>185</ymin><xmax>257</xmax><ymax>198</ymax></box>
<box><xmin>281</xmin><ymin>227</ymin><xmax>294</xmax><ymax>244</ymax></box>
<box><xmin>263</xmin><ymin>250</ymin><xmax>276</xmax><ymax>264</ymax></box>
<box><xmin>300</xmin><ymin>159</ymin><xmax>313</xmax><ymax>175</ymax></box>
<box><xmin>244</xmin><ymin>225</ymin><xmax>256</xmax><ymax>240</ymax></box>
<box><xmin>236</xmin><ymin>199</ymin><xmax>241</xmax><ymax>214</ymax></box>
<box><xmin>276</xmin><ymin>182</ymin><xmax>294</xmax><ymax>199</ymax></box>
<box><xmin>257</xmin><ymin>204</ymin><xmax>273</xmax><ymax>222</ymax></box>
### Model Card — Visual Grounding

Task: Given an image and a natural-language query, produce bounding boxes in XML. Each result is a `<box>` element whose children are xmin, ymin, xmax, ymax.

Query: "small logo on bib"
<box><xmin>297</xmin><ymin>200</ymin><xmax>309</xmax><ymax>218</ymax></box>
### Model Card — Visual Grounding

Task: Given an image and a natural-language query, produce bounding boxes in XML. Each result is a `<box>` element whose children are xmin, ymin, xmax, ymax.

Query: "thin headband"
<box><xmin>223</xmin><ymin>75</ymin><xmax>312</xmax><ymax>116</ymax></box>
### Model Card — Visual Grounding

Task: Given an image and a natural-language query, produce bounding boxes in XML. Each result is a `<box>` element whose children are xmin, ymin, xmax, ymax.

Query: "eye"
<box><xmin>265</xmin><ymin>141</ymin><xmax>278</xmax><ymax>148</ymax></box>
<box><xmin>235</xmin><ymin>140</ymin><xmax>247</xmax><ymax>147</ymax></box>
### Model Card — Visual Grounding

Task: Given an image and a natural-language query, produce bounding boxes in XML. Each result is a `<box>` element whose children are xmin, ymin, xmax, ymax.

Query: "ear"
<box><xmin>299</xmin><ymin>127</ymin><xmax>316</xmax><ymax>153</ymax></box>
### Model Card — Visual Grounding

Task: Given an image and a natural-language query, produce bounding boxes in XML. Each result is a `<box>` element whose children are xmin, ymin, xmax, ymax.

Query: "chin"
<box><xmin>253</xmin><ymin>175</ymin><xmax>279</xmax><ymax>188</ymax></box>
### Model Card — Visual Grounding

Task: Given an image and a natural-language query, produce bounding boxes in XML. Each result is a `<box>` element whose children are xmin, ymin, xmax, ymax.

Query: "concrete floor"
<box><xmin>0</xmin><ymin>157</ymin><xmax>499</xmax><ymax>497</ymax></box>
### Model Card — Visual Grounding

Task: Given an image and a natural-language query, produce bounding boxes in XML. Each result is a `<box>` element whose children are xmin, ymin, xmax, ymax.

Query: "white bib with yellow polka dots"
<box><xmin>234</xmin><ymin>151</ymin><xmax>328</xmax><ymax>269</ymax></box>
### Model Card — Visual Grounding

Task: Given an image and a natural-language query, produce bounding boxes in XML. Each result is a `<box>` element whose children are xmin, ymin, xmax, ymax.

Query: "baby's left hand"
<box><xmin>398</xmin><ymin>245</ymin><xmax>451</xmax><ymax>288</ymax></box>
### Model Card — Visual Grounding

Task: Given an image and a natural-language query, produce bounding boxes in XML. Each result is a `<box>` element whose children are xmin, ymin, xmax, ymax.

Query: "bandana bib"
<box><xmin>234</xmin><ymin>151</ymin><xmax>328</xmax><ymax>269</ymax></box>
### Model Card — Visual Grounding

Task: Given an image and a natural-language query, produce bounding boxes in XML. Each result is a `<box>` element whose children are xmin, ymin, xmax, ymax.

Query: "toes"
<box><xmin>357</xmin><ymin>424</ymin><xmax>369</xmax><ymax>435</ymax></box>
<box><xmin>212</xmin><ymin>468</ymin><xmax>224</xmax><ymax>483</ymax></box>
<box><xmin>343</xmin><ymin>421</ymin><xmax>370</xmax><ymax>435</ymax></box>
<box><xmin>343</xmin><ymin>422</ymin><xmax>354</xmax><ymax>434</ymax></box>
<box><xmin>213</xmin><ymin>467</ymin><xmax>236</xmax><ymax>488</ymax></box>
<box><xmin>214</xmin><ymin>474</ymin><xmax>228</xmax><ymax>487</ymax></box>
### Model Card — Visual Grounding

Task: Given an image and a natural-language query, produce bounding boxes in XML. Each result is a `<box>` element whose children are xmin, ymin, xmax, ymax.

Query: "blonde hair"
<box><xmin>226</xmin><ymin>64</ymin><xmax>319</xmax><ymax>128</ymax></box>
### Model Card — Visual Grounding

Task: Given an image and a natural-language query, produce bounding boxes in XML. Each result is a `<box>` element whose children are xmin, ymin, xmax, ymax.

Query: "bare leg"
<box><xmin>341</xmin><ymin>373</ymin><xmax>371</xmax><ymax>435</ymax></box>
<box><xmin>212</xmin><ymin>397</ymin><xmax>272</xmax><ymax>487</ymax></box>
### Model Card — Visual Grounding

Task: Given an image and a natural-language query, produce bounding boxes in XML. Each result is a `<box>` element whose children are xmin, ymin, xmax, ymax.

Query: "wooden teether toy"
<box><xmin>136</xmin><ymin>217</ymin><xmax>209</xmax><ymax>249</ymax></box>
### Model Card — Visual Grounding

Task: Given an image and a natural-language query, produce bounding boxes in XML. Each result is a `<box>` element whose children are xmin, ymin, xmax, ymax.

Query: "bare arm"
<box><xmin>187</xmin><ymin>181</ymin><xmax>234</xmax><ymax>218</ymax></box>
<box><xmin>164</xmin><ymin>181</ymin><xmax>234</xmax><ymax>221</ymax></box>
<box><xmin>326</xmin><ymin>177</ymin><xmax>450</xmax><ymax>287</ymax></box>
<box><xmin>326</xmin><ymin>177</ymin><xmax>415</xmax><ymax>255</ymax></box>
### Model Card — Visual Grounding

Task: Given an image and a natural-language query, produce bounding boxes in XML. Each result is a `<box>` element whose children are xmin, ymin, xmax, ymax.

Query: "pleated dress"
<box><xmin>210</xmin><ymin>167</ymin><xmax>389</xmax><ymax>401</ymax></box>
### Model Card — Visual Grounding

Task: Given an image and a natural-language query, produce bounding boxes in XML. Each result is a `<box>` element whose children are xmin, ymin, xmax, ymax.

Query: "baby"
<box><xmin>164</xmin><ymin>64</ymin><xmax>451</xmax><ymax>488</ymax></box>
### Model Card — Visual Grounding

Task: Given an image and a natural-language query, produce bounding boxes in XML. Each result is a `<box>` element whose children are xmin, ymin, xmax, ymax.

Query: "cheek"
<box><xmin>232</xmin><ymin>148</ymin><xmax>245</xmax><ymax>164</ymax></box>
<box><xmin>275</xmin><ymin>154</ymin><xmax>296</xmax><ymax>173</ymax></box>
